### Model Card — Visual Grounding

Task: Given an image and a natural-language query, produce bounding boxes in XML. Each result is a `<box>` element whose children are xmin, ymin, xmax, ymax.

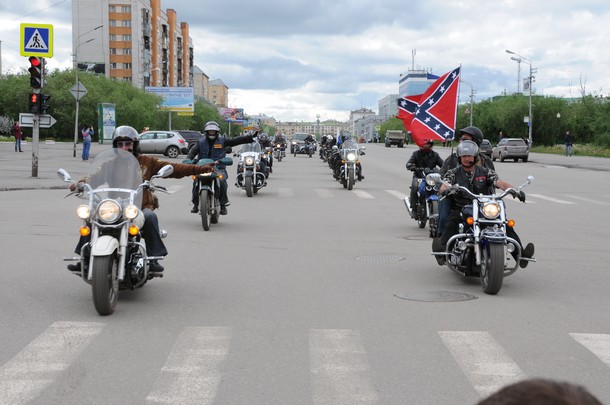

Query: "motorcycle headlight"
<box><xmin>76</xmin><ymin>204</ymin><xmax>91</xmax><ymax>219</ymax></box>
<box><xmin>481</xmin><ymin>202</ymin><xmax>501</xmax><ymax>219</ymax></box>
<box><xmin>124</xmin><ymin>204</ymin><xmax>139</xmax><ymax>220</ymax></box>
<box><xmin>347</xmin><ymin>153</ymin><xmax>357</xmax><ymax>162</ymax></box>
<box><xmin>245</xmin><ymin>156</ymin><xmax>255</xmax><ymax>166</ymax></box>
<box><xmin>97</xmin><ymin>200</ymin><xmax>121</xmax><ymax>223</ymax></box>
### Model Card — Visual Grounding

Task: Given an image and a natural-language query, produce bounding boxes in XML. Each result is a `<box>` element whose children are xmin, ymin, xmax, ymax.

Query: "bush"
<box><xmin>593</xmin><ymin>133</ymin><xmax>610</xmax><ymax>148</ymax></box>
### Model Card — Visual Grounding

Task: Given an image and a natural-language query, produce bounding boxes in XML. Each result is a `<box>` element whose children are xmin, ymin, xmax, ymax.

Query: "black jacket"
<box><xmin>406</xmin><ymin>149</ymin><xmax>444</xmax><ymax>176</ymax></box>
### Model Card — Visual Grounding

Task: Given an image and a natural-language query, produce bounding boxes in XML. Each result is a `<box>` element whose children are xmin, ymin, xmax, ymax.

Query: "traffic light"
<box><xmin>28</xmin><ymin>56</ymin><xmax>44</xmax><ymax>89</ymax></box>
<box><xmin>28</xmin><ymin>93</ymin><xmax>41</xmax><ymax>114</ymax></box>
<box><xmin>40</xmin><ymin>94</ymin><xmax>51</xmax><ymax>114</ymax></box>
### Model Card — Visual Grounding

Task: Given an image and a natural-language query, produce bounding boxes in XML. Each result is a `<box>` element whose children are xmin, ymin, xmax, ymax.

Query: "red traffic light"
<box><xmin>29</xmin><ymin>56</ymin><xmax>42</xmax><ymax>67</ymax></box>
<box><xmin>28</xmin><ymin>56</ymin><xmax>44</xmax><ymax>89</ymax></box>
<box><xmin>30</xmin><ymin>93</ymin><xmax>39</xmax><ymax>103</ymax></box>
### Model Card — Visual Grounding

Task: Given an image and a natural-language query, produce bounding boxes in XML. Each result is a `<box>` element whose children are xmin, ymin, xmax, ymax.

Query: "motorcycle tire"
<box><xmin>200</xmin><ymin>191</ymin><xmax>211</xmax><ymax>231</ymax></box>
<box><xmin>245</xmin><ymin>176</ymin><xmax>254</xmax><ymax>197</ymax></box>
<box><xmin>211</xmin><ymin>195</ymin><xmax>220</xmax><ymax>224</ymax></box>
<box><xmin>347</xmin><ymin>169</ymin><xmax>354</xmax><ymax>190</ymax></box>
<box><xmin>92</xmin><ymin>254</ymin><xmax>119</xmax><ymax>316</ymax></box>
<box><xmin>480</xmin><ymin>244</ymin><xmax>504</xmax><ymax>295</ymax></box>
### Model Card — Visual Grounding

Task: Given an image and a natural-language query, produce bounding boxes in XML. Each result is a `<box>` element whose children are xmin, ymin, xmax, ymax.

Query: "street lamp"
<box><xmin>506</xmin><ymin>49</ymin><xmax>536</xmax><ymax>146</ymax></box>
<box><xmin>460</xmin><ymin>80</ymin><xmax>477</xmax><ymax>127</ymax></box>
<box><xmin>509</xmin><ymin>56</ymin><xmax>522</xmax><ymax>93</ymax></box>
<box><xmin>72</xmin><ymin>24</ymin><xmax>103</xmax><ymax>157</ymax></box>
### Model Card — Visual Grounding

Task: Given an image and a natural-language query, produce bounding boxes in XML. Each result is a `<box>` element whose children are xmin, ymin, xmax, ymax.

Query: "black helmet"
<box><xmin>112</xmin><ymin>125</ymin><xmax>139</xmax><ymax>154</ymax></box>
<box><xmin>458</xmin><ymin>126</ymin><xmax>484</xmax><ymax>146</ymax></box>
<box><xmin>204</xmin><ymin>121</ymin><xmax>221</xmax><ymax>137</ymax></box>
<box><xmin>259</xmin><ymin>133</ymin><xmax>269</xmax><ymax>143</ymax></box>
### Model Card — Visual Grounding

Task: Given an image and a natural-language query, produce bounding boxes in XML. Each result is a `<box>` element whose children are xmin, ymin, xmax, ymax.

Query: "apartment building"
<box><xmin>72</xmin><ymin>0</ymin><xmax>194</xmax><ymax>89</ymax></box>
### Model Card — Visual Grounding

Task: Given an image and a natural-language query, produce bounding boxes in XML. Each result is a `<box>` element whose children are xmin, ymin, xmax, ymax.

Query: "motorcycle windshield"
<box><xmin>342</xmin><ymin>139</ymin><xmax>358</xmax><ymax>149</ymax></box>
<box><xmin>86</xmin><ymin>148</ymin><xmax>143</xmax><ymax>207</ymax></box>
<box><xmin>240</xmin><ymin>141</ymin><xmax>262</xmax><ymax>153</ymax></box>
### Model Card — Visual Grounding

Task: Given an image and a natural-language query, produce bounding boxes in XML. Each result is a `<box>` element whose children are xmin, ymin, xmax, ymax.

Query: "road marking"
<box><xmin>315</xmin><ymin>188</ymin><xmax>334</xmax><ymax>198</ymax></box>
<box><xmin>146</xmin><ymin>327</ymin><xmax>231</xmax><ymax>404</ymax></box>
<box><xmin>528</xmin><ymin>193</ymin><xmax>576</xmax><ymax>205</ymax></box>
<box><xmin>565</xmin><ymin>194</ymin><xmax>609</xmax><ymax>206</ymax></box>
<box><xmin>352</xmin><ymin>190</ymin><xmax>374</xmax><ymax>199</ymax></box>
<box><xmin>278</xmin><ymin>188</ymin><xmax>294</xmax><ymax>197</ymax></box>
<box><xmin>0</xmin><ymin>321</ymin><xmax>105</xmax><ymax>405</ymax></box>
<box><xmin>309</xmin><ymin>329</ymin><xmax>379</xmax><ymax>404</ymax></box>
<box><xmin>439</xmin><ymin>331</ymin><xmax>526</xmax><ymax>398</ymax></box>
<box><xmin>385</xmin><ymin>189</ymin><xmax>406</xmax><ymax>200</ymax></box>
<box><xmin>570</xmin><ymin>333</ymin><xmax>610</xmax><ymax>366</ymax></box>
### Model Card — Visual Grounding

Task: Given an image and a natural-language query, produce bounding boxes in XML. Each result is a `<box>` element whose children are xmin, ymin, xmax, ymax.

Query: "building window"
<box><xmin>110</xmin><ymin>34</ymin><xmax>117</xmax><ymax>41</ymax></box>
<box><xmin>109</xmin><ymin>20</ymin><xmax>116</xmax><ymax>27</ymax></box>
<box><xmin>122</xmin><ymin>20</ymin><xmax>131</xmax><ymax>27</ymax></box>
<box><xmin>124</xmin><ymin>63</ymin><xmax>132</xmax><ymax>69</ymax></box>
<box><xmin>111</xmin><ymin>63</ymin><xmax>117</xmax><ymax>69</ymax></box>
<box><xmin>121</xmin><ymin>6</ymin><xmax>131</xmax><ymax>13</ymax></box>
<box><xmin>124</xmin><ymin>48</ymin><xmax>131</xmax><ymax>55</ymax></box>
<box><xmin>110</xmin><ymin>48</ymin><xmax>117</xmax><ymax>55</ymax></box>
<box><xmin>109</xmin><ymin>5</ymin><xmax>116</xmax><ymax>12</ymax></box>
<box><xmin>123</xmin><ymin>35</ymin><xmax>131</xmax><ymax>41</ymax></box>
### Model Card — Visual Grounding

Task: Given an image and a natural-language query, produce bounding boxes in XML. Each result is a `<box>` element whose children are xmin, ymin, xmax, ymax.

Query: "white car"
<box><xmin>138</xmin><ymin>130</ymin><xmax>189</xmax><ymax>158</ymax></box>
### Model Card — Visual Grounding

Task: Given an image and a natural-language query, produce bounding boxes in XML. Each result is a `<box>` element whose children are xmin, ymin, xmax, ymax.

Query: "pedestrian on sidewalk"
<box><xmin>565</xmin><ymin>130</ymin><xmax>574</xmax><ymax>157</ymax></box>
<box><xmin>81</xmin><ymin>123</ymin><xmax>94</xmax><ymax>160</ymax></box>
<box><xmin>12</xmin><ymin>121</ymin><xmax>23</xmax><ymax>152</ymax></box>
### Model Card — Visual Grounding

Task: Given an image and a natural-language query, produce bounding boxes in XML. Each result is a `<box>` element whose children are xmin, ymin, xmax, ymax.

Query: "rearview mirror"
<box><xmin>157</xmin><ymin>165</ymin><xmax>174</xmax><ymax>178</ymax></box>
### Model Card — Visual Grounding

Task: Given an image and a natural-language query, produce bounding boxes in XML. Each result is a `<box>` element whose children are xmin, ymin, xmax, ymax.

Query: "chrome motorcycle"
<box><xmin>429</xmin><ymin>174</ymin><xmax>535</xmax><ymax>295</ymax></box>
<box><xmin>58</xmin><ymin>148</ymin><xmax>173</xmax><ymax>315</ymax></box>
<box><xmin>338</xmin><ymin>139</ymin><xmax>365</xmax><ymax>190</ymax></box>
<box><xmin>235</xmin><ymin>141</ymin><xmax>267</xmax><ymax>197</ymax></box>
<box><xmin>273</xmin><ymin>140</ymin><xmax>286</xmax><ymax>162</ymax></box>
<box><xmin>404</xmin><ymin>168</ymin><xmax>441</xmax><ymax>236</ymax></box>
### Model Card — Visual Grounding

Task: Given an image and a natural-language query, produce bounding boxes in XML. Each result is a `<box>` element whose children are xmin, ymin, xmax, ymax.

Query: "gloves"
<box><xmin>424</xmin><ymin>168</ymin><xmax>433</xmax><ymax>175</ymax></box>
<box><xmin>200</xmin><ymin>163</ymin><xmax>214</xmax><ymax>173</ymax></box>
<box><xmin>70</xmin><ymin>182</ymin><xmax>84</xmax><ymax>192</ymax></box>
<box><xmin>442</xmin><ymin>184</ymin><xmax>459</xmax><ymax>196</ymax></box>
<box><xmin>516</xmin><ymin>190</ymin><xmax>526</xmax><ymax>202</ymax></box>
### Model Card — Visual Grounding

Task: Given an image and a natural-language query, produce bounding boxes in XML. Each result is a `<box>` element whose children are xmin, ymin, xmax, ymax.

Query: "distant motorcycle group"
<box><xmin>401</xmin><ymin>127</ymin><xmax>536</xmax><ymax>295</ymax></box>
<box><xmin>319</xmin><ymin>134</ymin><xmax>366</xmax><ymax>190</ymax></box>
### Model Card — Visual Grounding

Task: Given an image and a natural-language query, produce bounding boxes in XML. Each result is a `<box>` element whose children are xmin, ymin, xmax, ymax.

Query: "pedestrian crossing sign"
<box><xmin>20</xmin><ymin>23</ymin><xmax>53</xmax><ymax>58</ymax></box>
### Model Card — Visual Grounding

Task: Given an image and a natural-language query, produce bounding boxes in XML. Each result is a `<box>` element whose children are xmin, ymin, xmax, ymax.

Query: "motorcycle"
<box><xmin>185</xmin><ymin>157</ymin><xmax>233</xmax><ymax>231</ymax></box>
<box><xmin>273</xmin><ymin>141</ymin><xmax>286</xmax><ymax>162</ymax></box>
<box><xmin>404</xmin><ymin>168</ymin><xmax>441</xmax><ymax>236</ymax></box>
<box><xmin>305</xmin><ymin>141</ymin><xmax>315</xmax><ymax>157</ymax></box>
<box><xmin>428</xmin><ymin>174</ymin><xmax>535</xmax><ymax>295</ymax></box>
<box><xmin>58</xmin><ymin>148</ymin><xmax>173</xmax><ymax>315</ymax></box>
<box><xmin>338</xmin><ymin>139</ymin><xmax>365</xmax><ymax>190</ymax></box>
<box><xmin>235</xmin><ymin>141</ymin><xmax>267</xmax><ymax>197</ymax></box>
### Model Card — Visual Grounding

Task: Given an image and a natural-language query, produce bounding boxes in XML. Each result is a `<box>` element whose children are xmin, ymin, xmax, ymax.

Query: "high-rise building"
<box><xmin>72</xmin><ymin>0</ymin><xmax>194</xmax><ymax>89</ymax></box>
<box><xmin>398</xmin><ymin>69</ymin><xmax>438</xmax><ymax>97</ymax></box>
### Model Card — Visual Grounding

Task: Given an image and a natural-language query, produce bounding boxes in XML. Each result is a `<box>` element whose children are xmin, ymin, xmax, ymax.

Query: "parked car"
<box><xmin>176</xmin><ymin>130</ymin><xmax>204</xmax><ymax>151</ymax></box>
<box><xmin>137</xmin><ymin>130</ymin><xmax>188</xmax><ymax>158</ymax></box>
<box><xmin>480</xmin><ymin>139</ymin><xmax>493</xmax><ymax>157</ymax></box>
<box><xmin>491</xmin><ymin>138</ymin><xmax>529</xmax><ymax>162</ymax></box>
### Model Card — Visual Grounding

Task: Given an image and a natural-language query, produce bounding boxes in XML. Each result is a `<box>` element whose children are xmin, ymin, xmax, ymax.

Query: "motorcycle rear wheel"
<box><xmin>480</xmin><ymin>243</ymin><xmax>504</xmax><ymax>295</ymax></box>
<box><xmin>92</xmin><ymin>254</ymin><xmax>119</xmax><ymax>316</ymax></box>
<box><xmin>200</xmin><ymin>191</ymin><xmax>211</xmax><ymax>231</ymax></box>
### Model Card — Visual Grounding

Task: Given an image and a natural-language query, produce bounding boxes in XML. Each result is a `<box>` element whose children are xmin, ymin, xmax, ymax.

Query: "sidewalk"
<box><xmin>1</xmin><ymin>141</ymin><xmax>610</xmax><ymax>191</ymax></box>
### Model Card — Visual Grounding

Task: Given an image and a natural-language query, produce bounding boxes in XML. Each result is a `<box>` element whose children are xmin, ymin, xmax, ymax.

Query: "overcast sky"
<box><xmin>2</xmin><ymin>0</ymin><xmax>609</xmax><ymax>122</ymax></box>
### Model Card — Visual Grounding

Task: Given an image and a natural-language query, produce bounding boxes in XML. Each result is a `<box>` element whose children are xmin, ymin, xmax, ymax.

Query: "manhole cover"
<box><xmin>355</xmin><ymin>254</ymin><xmax>406</xmax><ymax>263</ymax></box>
<box><xmin>394</xmin><ymin>291</ymin><xmax>478</xmax><ymax>302</ymax></box>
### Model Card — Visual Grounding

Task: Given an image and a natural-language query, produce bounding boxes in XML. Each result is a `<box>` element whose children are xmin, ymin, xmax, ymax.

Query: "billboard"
<box><xmin>145</xmin><ymin>87</ymin><xmax>194</xmax><ymax>112</ymax></box>
<box><xmin>219</xmin><ymin>107</ymin><xmax>245</xmax><ymax>123</ymax></box>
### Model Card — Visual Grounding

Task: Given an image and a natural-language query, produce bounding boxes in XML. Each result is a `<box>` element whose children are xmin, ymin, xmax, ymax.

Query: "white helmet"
<box><xmin>204</xmin><ymin>121</ymin><xmax>221</xmax><ymax>134</ymax></box>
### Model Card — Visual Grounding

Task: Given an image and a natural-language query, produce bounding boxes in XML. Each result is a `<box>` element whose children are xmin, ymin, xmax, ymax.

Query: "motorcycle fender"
<box><xmin>245</xmin><ymin>170</ymin><xmax>254</xmax><ymax>178</ymax></box>
<box><xmin>90</xmin><ymin>235</ymin><xmax>119</xmax><ymax>256</ymax></box>
<box><xmin>427</xmin><ymin>195</ymin><xmax>440</xmax><ymax>202</ymax></box>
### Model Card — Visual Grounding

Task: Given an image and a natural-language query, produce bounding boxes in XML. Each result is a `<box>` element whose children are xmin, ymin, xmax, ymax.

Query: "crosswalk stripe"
<box><xmin>439</xmin><ymin>331</ymin><xmax>526</xmax><ymax>398</ymax></box>
<box><xmin>0</xmin><ymin>321</ymin><xmax>105</xmax><ymax>405</ymax></box>
<box><xmin>146</xmin><ymin>327</ymin><xmax>231</xmax><ymax>404</ymax></box>
<box><xmin>309</xmin><ymin>329</ymin><xmax>379</xmax><ymax>404</ymax></box>
<box><xmin>385</xmin><ymin>190</ymin><xmax>406</xmax><ymax>200</ymax></box>
<box><xmin>528</xmin><ymin>193</ymin><xmax>576</xmax><ymax>205</ymax></box>
<box><xmin>570</xmin><ymin>333</ymin><xmax>610</xmax><ymax>365</ymax></box>
<box><xmin>315</xmin><ymin>188</ymin><xmax>334</xmax><ymax>198</ymax></box>
<box><xmin>565</xmin><ymin>195</ymin><xmax>609</xmax><ymax>205</ymax></box>
<box><xmin>352</xmin><ymin>190</ymin><xmax>374</xmax><ymax>199</ymax></box>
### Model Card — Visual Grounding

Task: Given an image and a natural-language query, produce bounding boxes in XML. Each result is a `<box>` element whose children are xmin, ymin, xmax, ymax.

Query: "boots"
<box><xmin>519</xmin><ymin>243</ymin><xmax>535</xmax><ymax>268</ymax></box>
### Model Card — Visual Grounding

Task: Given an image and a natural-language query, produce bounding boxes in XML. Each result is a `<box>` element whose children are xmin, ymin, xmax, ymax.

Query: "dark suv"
<box><xmin>176</xmin><ymin>130</ymin><xmax>204</xmax><ymax>151</ymax></box>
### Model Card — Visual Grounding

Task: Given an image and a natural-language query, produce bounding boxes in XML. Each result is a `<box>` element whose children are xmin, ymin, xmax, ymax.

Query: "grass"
<box><xmin>530</xmin><ymin>144</ymin><xmax>610</xmax><ymax>158</ymax></box>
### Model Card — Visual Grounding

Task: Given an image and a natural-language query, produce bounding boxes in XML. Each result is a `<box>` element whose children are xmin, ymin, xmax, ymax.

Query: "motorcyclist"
<box><xmin>432</xmin><ymin>140</ymin><xmax>534</xmax><ymax>267</ymax></box>
<box><xmin>332</xmin><ymin>135</ymin><xmax>365</xmax><ymax>181</ymax></box>
<box><xmin>436</xmin><ymin>126</ymin><xmax>495</xmax><ymax>236</ymax></box>
<box><xmin>405</xmin><ymin>140</ymin><xmax>444</xmax><ymax>218</ymax></box>
<box><xmin>303</xmin><ymin>133</ymin><xmax>316</xmax><ymax>155</ymax></box>
<box><xmin>258</xmin><ymin>132</ymin><xmax>273</xmax><ymax>175</ymax></box>
<box><xmin>186</xmin><ymin>121</ymin><xmax>256</xmax><ymax>215</ymax></box>
<box><xmin>66</xmin><ymin>125</ymin><xmax>214</xmax><ymax>274</ymax></box>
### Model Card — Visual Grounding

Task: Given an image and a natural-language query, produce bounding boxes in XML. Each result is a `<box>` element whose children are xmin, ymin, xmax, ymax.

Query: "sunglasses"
<box><xmin>116</xmin><ymin>141</ymin><xmax>133</xmax><ymax>147</ymax></box>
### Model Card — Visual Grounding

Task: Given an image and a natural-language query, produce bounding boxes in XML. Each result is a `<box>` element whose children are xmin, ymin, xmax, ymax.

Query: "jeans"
<box><xmin>566</xmin><ymin>144</ymin><xmax>572</xmax><ymax>156</ymax></box>
<box><xmin>15</xmin><ymin>138</ymin><xmax>22</xmax><ymax>152</ymax></box>
<box><xmin>82</xmin><ymin>140</ymin><xmax>91</xmax><ymax>160</ymax></box>
<box><xmin>437</xmin><ymin>197</ymin><xmax>454</xmax><ymax>238</ymax></box>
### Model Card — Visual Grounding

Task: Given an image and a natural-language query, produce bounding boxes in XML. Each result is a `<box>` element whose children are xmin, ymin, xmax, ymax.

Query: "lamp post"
<box><xmin>509</xmin><ymin>56</ymin><xmax>522</xmax><ymax>93</ymax></box>
<box><xmin>72</xmin><ymin>25</ymin><xmax>103</xmax><ymax>157</ymax></box>
<box><xmin>506</xmin><ymin>49</ymin><xmax>536</xmax><ymax>146</ymax></box>
<box><xmin>460</xmin><ymin>80</ymin><xmax>477</xmax><ymax>127</ymax></box>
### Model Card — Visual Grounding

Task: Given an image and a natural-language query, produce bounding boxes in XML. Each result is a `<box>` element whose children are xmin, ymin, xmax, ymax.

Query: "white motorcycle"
<box><xmin>58</xmin><ymin>148</ymin><xmax>173</xmax><ymax>315</ymax></box>
<box><xmin>235</xmin><ymin>141</ymin><xmax>267</xmax><ymax>197</ymax></box>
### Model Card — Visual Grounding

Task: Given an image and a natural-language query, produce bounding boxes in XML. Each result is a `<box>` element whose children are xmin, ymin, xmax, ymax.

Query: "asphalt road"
<box><xmin>1</xmin><ymin>141</ymin><xmax>610</xmax><ymax>404</ymax></box>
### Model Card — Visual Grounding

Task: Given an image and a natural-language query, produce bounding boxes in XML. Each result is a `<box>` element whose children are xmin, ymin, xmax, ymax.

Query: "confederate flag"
<box><xmin>396</xmin><ymin>94</ymin><xmax>422</xmax><ymax>132</ymax></box>
<box><xmin>409</xmin><ymin>66</ymin><xmax>461</xmax><ymax>146</ymax></box>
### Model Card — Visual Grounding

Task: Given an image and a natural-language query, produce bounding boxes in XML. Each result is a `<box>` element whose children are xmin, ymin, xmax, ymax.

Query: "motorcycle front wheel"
<box><xmin>245</xmin><ymin>176</ymin><xmax>254</xmax><ymax>197</ymax></box>
<box><xmin>211</xmin><ymin>195</ymin><xmax>220</xmax><ymax>224</ymax></box>
<box><xmin>347</xmin><ymin>169</ymin><xmax>354</xmax><ymax>190</ymax></box>
<box><xmin>480</xmin><ymin>243</ymin><xmax>504</xmax><ymax>295</ymax></box>
<box><xmin>200</xmin><ymin>191</ymin><xmax>211</xmax><ymax>231</ymax></box>
<box><xmin>92</xmin><ymin>254</ymin><xmax>119</xmax><ymax>316</ymax></box>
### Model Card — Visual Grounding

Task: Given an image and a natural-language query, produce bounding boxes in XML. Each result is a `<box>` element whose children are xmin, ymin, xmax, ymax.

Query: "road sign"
<box><xmin>70</xmin><ymin>82</ymin><xmax>88</xmax><ymax>101</ymax></box>
<box><xmin>20</xmin><ymin>23</ymin><xmax>53</xmax><ymax>58</ymax></box>
<box><xmin>19</xmin><ymin>113</ymin><xmax>57</xmax><ymax>129</ymax></box>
